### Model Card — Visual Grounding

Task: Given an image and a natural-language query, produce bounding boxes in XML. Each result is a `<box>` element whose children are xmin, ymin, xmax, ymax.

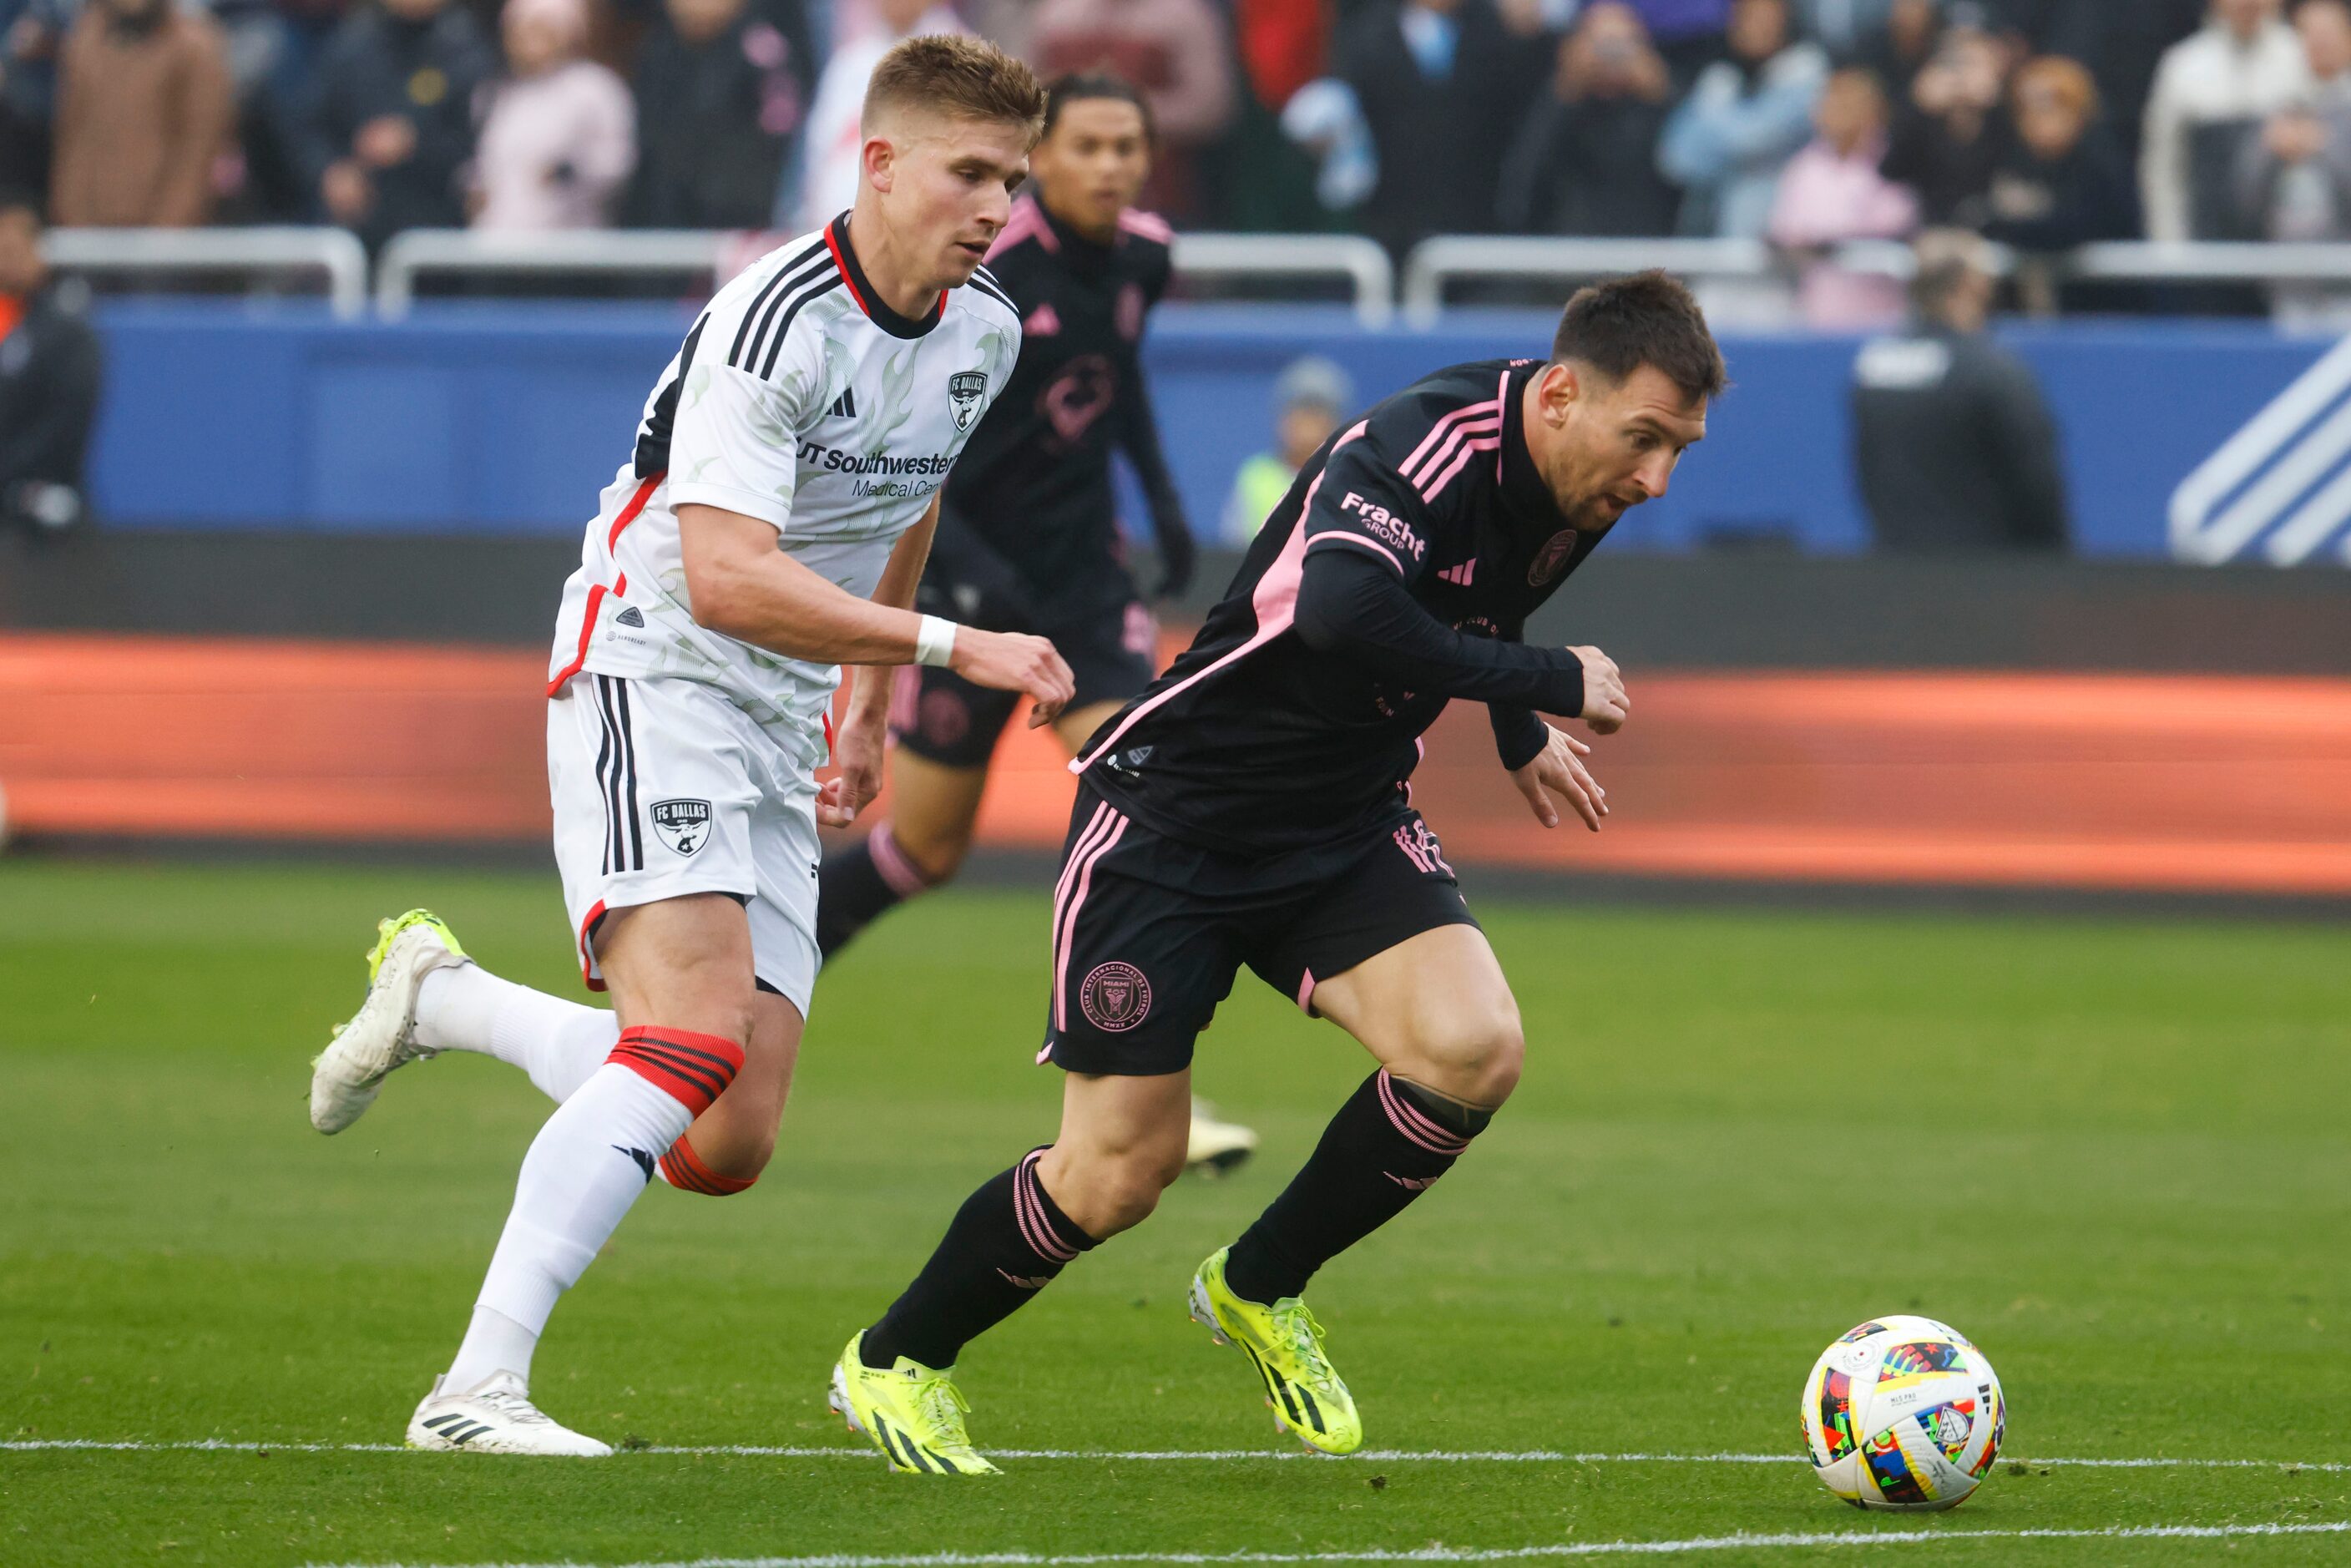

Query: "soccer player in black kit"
<box><xmin>827</xmin><ymin>273</ymin><xmax>1725</xmax><ymax>1474</ymax></box>
<box><xmin>814</xmin><ymin>73</ymin><xmax>1256</xmax><ymax>1174</ymax></box>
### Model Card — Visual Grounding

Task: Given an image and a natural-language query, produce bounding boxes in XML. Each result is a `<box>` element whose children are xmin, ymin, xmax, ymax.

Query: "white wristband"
<box><xmin>914</xmin><ymin>614</ymin><xmax>958</xmax><ymax>669</ymax></box>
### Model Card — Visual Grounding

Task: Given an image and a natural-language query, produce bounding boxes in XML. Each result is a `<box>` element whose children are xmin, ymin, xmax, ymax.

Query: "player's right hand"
<box><xmin>1572</xmin><ymin>645</ymin><xmax>1629</xmax><ymax>734</ymax></box>
<box><xmin>951</xmin><ymin>628</ymin><xmax>1076</xmax><ymax>727</ymax></box>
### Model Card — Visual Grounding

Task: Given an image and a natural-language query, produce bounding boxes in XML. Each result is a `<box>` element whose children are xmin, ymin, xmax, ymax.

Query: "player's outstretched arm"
<box><xmin>677</xmin><ymin>499</ymin><xmax>1075</xmax><ymax>715</ymax></box>
<box><xmin>822</xmin><ymin>498</ymin><xmax>943</xmax><ymax>828</ymax></box>
<box><xmin>1292</xmin><ymin>547</ymin><xmax>1624</xmax><ymax>723</ymax></box>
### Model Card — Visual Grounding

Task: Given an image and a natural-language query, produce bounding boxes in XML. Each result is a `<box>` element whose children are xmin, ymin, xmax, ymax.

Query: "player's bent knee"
<box><xmin>1406</xmin><ymin>1009</ymin><xmax>1525</xmax><ymax>1110</ymax></box>
<box><xmin>1047</xmin><ymin>1146</ymin><xmax>1177</xmax><ymax>1237</ymax></box>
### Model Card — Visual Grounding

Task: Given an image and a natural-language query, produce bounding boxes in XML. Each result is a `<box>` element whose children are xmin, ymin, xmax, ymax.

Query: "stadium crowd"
<box><xmin>0</xmin><ymin>0</ymin><xmax>2345</xmax><ymax>267</ymax></box>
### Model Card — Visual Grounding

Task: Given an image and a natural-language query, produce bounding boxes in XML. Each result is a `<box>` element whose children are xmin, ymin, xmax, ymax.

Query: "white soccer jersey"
<box><xmin>548</xmin><ymin>215</ymin><xmax>1024</xmax><ymax>773</ymax></box>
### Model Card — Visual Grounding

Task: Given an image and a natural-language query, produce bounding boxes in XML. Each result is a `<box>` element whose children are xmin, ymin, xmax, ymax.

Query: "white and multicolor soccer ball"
<box><xmin>1800</xmin><ymin>1315</ymin><xmax>2005</xmax><ymax>1511</ymax></box>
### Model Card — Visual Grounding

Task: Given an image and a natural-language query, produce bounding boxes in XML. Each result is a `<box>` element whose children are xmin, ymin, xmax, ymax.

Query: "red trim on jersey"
<box><xmin>608</xmin><ymin>471</ymin><xmax>661</xmax><ymax>549</ymax></box>
<box><xmin>577</xmin><ymin>898</ymin><xmax>609</xmax><ymax>991</ymax></box>
<box><xmin>548</xmin><ymin>472</ymin><xmax>663</xmax><ymax>696</ymax></box>
<box><xmin>825</xmin><ymin>224</ymin><xmax>870</xmax><ymax>316</ymax></box>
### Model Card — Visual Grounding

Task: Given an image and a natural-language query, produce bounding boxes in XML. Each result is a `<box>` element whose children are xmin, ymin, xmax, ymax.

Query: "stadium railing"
<box><xmin>372</xmin><ymin>227</ymin><xmax>1397</xmax><ymax>326</ymax></box>
<box><xmin>45</xmin><ymin>225</ymin><xmax>371</xmax><ymax>319</ymax></box>
<box><xmin>43</xmin><ymin>228</ymin><xmax>2351</xmax><ymax>326</ymax></box>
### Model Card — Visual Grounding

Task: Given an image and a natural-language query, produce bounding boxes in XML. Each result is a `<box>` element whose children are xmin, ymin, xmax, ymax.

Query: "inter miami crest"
<box><xmin>1079</xmin><ymin>961</ymin><xmax>1151</xmax><ymax>1033</ymax></box>
<box><xmin>948</xmin><ymin>370</ymin><xmax>988</xmax><ymax>432</ymax></box>
<box><xmin>650</xmin><ymin>798</ymin><xmax>712</xmax><ymax>857</ymax></box>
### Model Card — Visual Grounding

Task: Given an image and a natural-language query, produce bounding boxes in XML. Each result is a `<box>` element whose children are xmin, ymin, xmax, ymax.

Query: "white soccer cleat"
<box><xmin>309</xmin><ymin>909</ymin><xmax>470</xmax><ymax>1135</ymax></box>
<box><xmin>1186</xmin><ymin>1096</ymin><xmax>1260</xmax><ymax>1177</ymax></box>
<box><xmin>406</xmin><ymin>1371</ymin><xmax>613</xmax><ymax>1456</ymax></box>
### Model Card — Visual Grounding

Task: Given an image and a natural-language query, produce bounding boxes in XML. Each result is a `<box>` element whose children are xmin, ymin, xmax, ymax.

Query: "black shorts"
<box><xmin>1040</xmin><ymin>780</ymin><xmax>1481</xmax><ymax>1076</ymax></box>
<box><xmin>891</xmin><ymin>599</ymin><xmax>1159</xmax><ymax>768</ymax></box>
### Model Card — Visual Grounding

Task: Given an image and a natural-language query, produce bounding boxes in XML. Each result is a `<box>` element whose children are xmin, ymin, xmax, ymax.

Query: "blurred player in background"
<box><xmin>828</xmin><ymin>274</ymin><xmax>1725</xmax><ymax>1474</ymax></box>
<box><xmin>306</xmin><ymin>37</ymin><xmax>1069</xmax><ymax>1456</ymax></box>
<box><xmin>812</xmin><ymin>71</ymin><xmax>1257</xmax><ymax>1176</ymax></box>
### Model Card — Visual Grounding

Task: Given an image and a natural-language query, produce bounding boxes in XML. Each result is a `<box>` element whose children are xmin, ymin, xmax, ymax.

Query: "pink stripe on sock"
<box><xmin>1377</xmin><ymin>1070</ymin><xmax>1469</xmax><ymax>1156</ymax></box>
<box><xmin>1014</xmin><ymin>1151</ymin><xmax>1078</xmax><ymax>1263</ymax></box>
<box><xmin>867</xmin><ymin>823</ymin><xmax>933</xmax><ymax>898</ymax></box>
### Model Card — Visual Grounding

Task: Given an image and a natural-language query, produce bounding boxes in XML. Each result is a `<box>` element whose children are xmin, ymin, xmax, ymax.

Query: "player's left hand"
<box><xmin>1509</xmin><ymin>722</ymin><xmax>1607</xmax><ymax>832</ymax></box>
<box><xmin>818</xmin><ymin>710</ymin><xmax>887</xmax><ymax>827</ymax></box>
<box><xmin>1154</xmin><ymin>518</ymin><xmax>1196</xmax><ymax>600</ymax></box>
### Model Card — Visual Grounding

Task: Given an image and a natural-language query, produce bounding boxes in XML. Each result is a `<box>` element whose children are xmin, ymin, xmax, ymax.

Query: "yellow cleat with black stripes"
<box><xmin>1188</xmin><ymin>1246</ymin><xmax>1364</xmax><ymax>1455</ymax></box>
<box><xmin>827</xmin><ymin>1332</ymin><xmax>1000</xmax><ymax>1474</ymax></box>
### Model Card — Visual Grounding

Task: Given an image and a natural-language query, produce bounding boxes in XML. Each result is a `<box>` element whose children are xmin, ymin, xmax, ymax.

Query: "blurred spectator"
<box><xmin>0</xmin><ymin>0</ymin><xmax>71</xmax><ymax>201</ymax></box>
<box><xmin>795</xmin><ymin>0</ymin><xmax>956</xmax><ymax>230</ymax></box>
<box><xmin>471</xmin><ymin>0</ymin><xmax>635</xmax><ymax>229</ymax></box>
<box><xmin>2141</xmin><ymin>0</ymin><xmax>2308</xmax><ymax>240</ymax></box>
<box><xmin>1880</xmin><ymin>11</ymin><xmax>2012</xmax><ymax>229</ymax></box>
<box><xmin>0</xmin><ymin>195</ymin><xmax>100</xmax><ymax>537</ymax></box>
<box><xmin>1792</xmin><ymin>0</ymin><xmax>1908</xmax><ymax>63</ymax></box>
<box><xmin>301</xmin><ymin>0</ymin><xmax>497</xmax><ymax>246</ymax></box>
<box><xmin>2032</xmin><ymin>0</ymin><xmax>2205</xmax><ymax>164</ymax></box>
<box><xmin>1626</xmin><ymin>0</ymin><xmax>1731</xmax><ymax>84</ymax></box>
<box><xmin>633</xmin><ymin>0</ymin><xmax>805</xmax><ymax>229</ymax></box>
<box><xmin>1211</xmin><ymin>0</ymin><xmax>1341</xmax><ymax>232</ymax></box>
<box><xmin>1031</xmin><ymin>0</ymin><xmax>1236</xmax><ymax>225</ymax></box>
<box><xmin>50</xmin><ymin>0</ymin><xmax>235</xmax><ymax>227</ymax></box>
<box><xmin>1983</xmin><ymin>55</ymin><xmax>2139</xmax><ymax>252</ymax></box>
<box><xmin>1332</xmin><ymin>0</ymin><xmax>1552</xmax><ymax>255</ymax></box>
<box><xmin>1852</xmin><ymin>230</ymin><xmax>2069</xmax><ymax>554</ymax></box>
<box><xmin>1848</xmin><ymin>0</ymin><xmax>1940</xmax><ymax>94</ymax></box>
<box><xmin>1499</xmin><ymin>3</ymin><xmax>1681</xmax><ymax>237</ymax></box>
<box><xmin>1224</xmin><ymin>355</ymin><xmax>1351</xmax><ymax>542</ymax></box>
<box><xmin>1767</xmin><ymin>65</ymin><xmax>1918</xmax><ymax>327</ymax></box>
<box><xmin>1658</xmin><ymin>0</ymin><xmax>1828</xmax><ymax>237</ymax></box>
<box><xmin>2232</xmin><ymin>0</ymin><xmax>2351</xmax><ymax>321</ymax></box>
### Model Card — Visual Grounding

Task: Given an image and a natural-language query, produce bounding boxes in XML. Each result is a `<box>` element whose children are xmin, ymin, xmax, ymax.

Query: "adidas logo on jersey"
<box><xmin>1024</xmin><ymin>302</ymin><xmax>1061</xmax><ymax>336</ymax></box>
<box><xmin>614</xmin><ymin>606</ymin><xmax>645</xmax><ymax>628</ymax></box>
<box><xmin>827</xmin><ymin>386</ymin><xmax>858</xmax><ymax>420</ymax></box>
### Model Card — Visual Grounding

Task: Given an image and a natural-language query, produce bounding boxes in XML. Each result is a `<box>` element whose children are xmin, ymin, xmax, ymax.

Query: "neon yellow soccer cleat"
<box><xmin>1189</xmin><ymin>1247</ymin><xmax>1363</xmax><ymax>1455</ymax></box>
<box><xmin>309</xmin><ymin>909</ymin><xmax>469</xmax><ymax>1134</ymax></box>
<box><xmin>827</xmin><ymin>1332</ymin><xmax>1000</xmax><ymax>1474</ymax></box>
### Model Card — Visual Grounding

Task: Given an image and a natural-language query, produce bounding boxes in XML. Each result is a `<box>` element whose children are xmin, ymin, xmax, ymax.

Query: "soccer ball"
<box><xmin>1800</xmin><ymin>1315</ymin><xmax>2005</xmax><ymax>1510</ymax></box>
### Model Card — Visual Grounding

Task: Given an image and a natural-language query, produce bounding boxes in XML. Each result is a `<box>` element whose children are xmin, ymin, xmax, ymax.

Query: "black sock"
<box><xmin>1223</xmin><ymin>1070</ymin><xmax>1495</xmax><ymax>1305</ymax></box>
<box><xmin>816</xmin><ymin>823</ymin><xmax>933</xmax><ymax>958</ymax></box>
<box><xmin>862</xmin><ymin>1147</ymin><xmax>1097</xmax><ymax>1370</ymax></box>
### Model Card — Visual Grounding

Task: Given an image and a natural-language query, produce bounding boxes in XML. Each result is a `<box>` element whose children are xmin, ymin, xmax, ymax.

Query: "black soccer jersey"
<box><xmin>939</xmin><ymin>195</ymin><xmax>1183</xmax><ymax>624</ymax></box>
<box><xmin>1069</xmin><ymin>358</ymin><xmax>1605</xmax><ymax>855</ymax></box>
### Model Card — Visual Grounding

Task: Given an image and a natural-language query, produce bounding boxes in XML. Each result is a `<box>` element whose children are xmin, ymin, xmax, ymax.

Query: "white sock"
<box><xmin>416</xmin><ymin>965</ymin><xmax>621</xmax><ymax>1104</ymax></box>
<box><xmin>445</xmin><ymin>1306</ymin><xmax>538</xmax><ymax>1392</ymax></box>
<box><xmin>445</xmin><ymin>1062</ymin><xmax>693</xmax><ymax>1390</ymax></box>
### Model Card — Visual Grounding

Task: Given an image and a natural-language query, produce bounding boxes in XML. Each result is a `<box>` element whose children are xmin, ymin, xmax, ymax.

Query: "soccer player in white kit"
<box><xmin>306</xmin><ymin>37</ymin><xmax>1070</xmax><ymax>1455</ymax></box>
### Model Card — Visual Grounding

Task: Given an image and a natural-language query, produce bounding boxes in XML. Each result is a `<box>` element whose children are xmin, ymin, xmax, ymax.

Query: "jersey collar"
<box><xmin>1498</xmin><ymin>361</ymin><xmax>1573</xmax><ymax>536</ymax></box>
<box><xmin>827</xmin><ymin>212</ymin><xmax>947</xmax><ymax>340</ymax></box>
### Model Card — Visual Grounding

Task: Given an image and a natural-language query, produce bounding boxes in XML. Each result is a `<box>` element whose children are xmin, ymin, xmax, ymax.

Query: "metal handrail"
<box><xmin>2063</xmin><ymin>241</ymin><xmax>2351</xmax><ymax>282</ymax></box>
<box><xmin>1397</xmin><ymin>235</ymin><xmax>2351</xmax><ymax>320</ymax></box>
<box><xmin>377</xmin><ymin>225</ymin><xmax>1398</xmax><ymax>325</ymax></box>
<box><xmin>1402</xmin><ymin>236</ymin><xmax>1774</xmax><ymax>325</ymax></box>
<box><xmin>376</xmin><ymin>228</ymin><xmax>736</xmax><ymax>316</ymax></box>
<box><xmin>43</xmin><ymin>226</ymin><xmax>370</xmax><ymax>318</ymax></box>
<box><xmin>1169</xmin><ymin>232</ymin><xmax>1395</xmax><ymax>327</ymax></box>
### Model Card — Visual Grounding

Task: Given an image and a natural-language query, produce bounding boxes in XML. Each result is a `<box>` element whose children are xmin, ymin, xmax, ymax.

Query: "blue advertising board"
<box><xmin>82</xmin><ymin>299</ymin><xmax>2350</xmax><ymax>564</ymax></box>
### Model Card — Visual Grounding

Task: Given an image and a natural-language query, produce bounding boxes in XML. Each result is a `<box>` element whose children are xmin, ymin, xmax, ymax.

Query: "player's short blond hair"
<box><xmin>862</xmin><ymin>35</ymin><xmax>1046</xmax><ymax>144</ymax></box>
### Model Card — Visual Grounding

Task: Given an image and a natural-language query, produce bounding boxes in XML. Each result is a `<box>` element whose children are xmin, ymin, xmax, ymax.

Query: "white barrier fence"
<box><xmin>42</xmin><ymin>225</ymin><xmax>2351</xmax><ymax>326</ymax></box>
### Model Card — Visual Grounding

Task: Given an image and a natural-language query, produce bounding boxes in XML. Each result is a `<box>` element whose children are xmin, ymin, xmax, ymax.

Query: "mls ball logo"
<box><xmin>948</xmin><ymin>370</ymin><xmax>988</xmax><ymax>432</ymax></box>
<box><xmin>650</xmin><ymin>798</ymin><xmax>712</xmax><ymax>857</ymax></box>
<box><xmin>1079</xmin><ymin>961</ymin><xmax>1151</xmax><ymax>1033</ymax></box>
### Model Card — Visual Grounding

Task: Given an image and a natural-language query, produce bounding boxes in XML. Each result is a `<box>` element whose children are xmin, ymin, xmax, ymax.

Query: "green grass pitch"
<box><xmin>3</xmin><ymin>859</ymin><xmax>2348</xmax><ymax>1566</ymax></box>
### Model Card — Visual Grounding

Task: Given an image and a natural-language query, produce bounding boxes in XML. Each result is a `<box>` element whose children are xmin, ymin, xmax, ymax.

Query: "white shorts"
<box><xmin>549</xmin><ymin>672</ymin><xmax>822</xmax><ymax>1015</ymax></box>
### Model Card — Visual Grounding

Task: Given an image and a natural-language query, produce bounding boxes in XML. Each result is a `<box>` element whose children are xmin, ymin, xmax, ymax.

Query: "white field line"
<box><xmin>296</xmin><ymin>1521</ymin><xmax>2351</xmax><ymax>1568</ymax></box>
<box><xmin>3</xmin><ymin>1439</ymin><xmax>2348</xmax><ymax>1473</ymax></box>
